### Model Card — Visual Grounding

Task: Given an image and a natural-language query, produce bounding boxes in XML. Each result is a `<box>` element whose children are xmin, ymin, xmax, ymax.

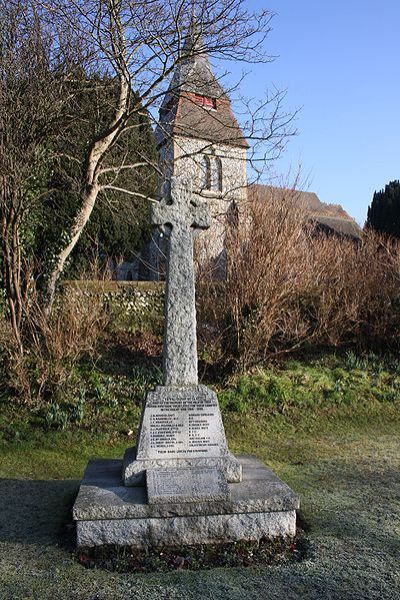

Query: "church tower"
<box><xmin>149</xmin><ymin>17</ymin><xmax>248</xmax><ymax>278</ymax></box>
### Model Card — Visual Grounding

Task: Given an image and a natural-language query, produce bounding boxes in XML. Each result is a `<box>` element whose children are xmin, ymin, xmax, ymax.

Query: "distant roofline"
<box><xmin>250</xmin><ymin>183</ymin><xmax>362</xmax><ymax>239</ymax></box>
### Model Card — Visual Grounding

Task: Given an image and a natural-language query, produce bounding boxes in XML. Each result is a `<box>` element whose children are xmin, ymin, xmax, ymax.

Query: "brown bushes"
<box><xmin>197</xmin><ymin>189</ymin><xmax>400</xmax><ymax>369</ymax></box>
<box><xmin>307</xmin><ymin>234</ymin><xmax>400</xmax><ymax>349</ymax></box>
<box><xmin>2</xmin><ymin>285</ymin><xmax>108</xmax><ymax>403</ymax></box>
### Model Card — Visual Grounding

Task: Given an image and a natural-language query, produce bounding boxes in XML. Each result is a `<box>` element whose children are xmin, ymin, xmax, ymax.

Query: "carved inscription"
<box><xmin>140</xmin><ymin>389</ymin><xmax>226</xmax><ymax>460</ymax></box>
<box><xmin>146</xmin><ymin>467</ymin><xmax>229</xmax><ymax>504</ymax></box>
<box><xmin>149</xmin><ymin>413</ymin><xmax>184</xmax><ymax>449</ymax></box>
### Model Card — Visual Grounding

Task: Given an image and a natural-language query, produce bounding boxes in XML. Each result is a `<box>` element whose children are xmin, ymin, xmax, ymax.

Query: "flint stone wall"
<box><xmin>63</xmin><ymin>281</ymin><xmax>164</xmax><ymax>329</ymax></box>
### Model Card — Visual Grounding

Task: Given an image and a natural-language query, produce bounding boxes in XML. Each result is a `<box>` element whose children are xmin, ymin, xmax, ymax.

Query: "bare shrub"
<box><xmin>196</xmin><ymin>188</ymin><xmax>400</xmax><ymax>370</ymax></box>
<box><xmin>4</xmin><ymin>285</ymin><xmax>108</xmax><ymax>403</ymax></box>
<box><xmin>197</xmin><ymin>187</ymin><xmax>314</xmax><ymax>367</ymax></box>
<box><xmin>310</xmin><ymin>232</ymin><xmax>400</xmax><ymax>349</ymax></box>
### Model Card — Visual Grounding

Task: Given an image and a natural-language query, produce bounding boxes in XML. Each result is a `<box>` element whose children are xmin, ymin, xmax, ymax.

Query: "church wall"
<box><xmin>172</xmin><ymin>135</ymin><xmax>247</xmax><ymax>199</ymax></box>
<box><xmin>144</xmin><ymin>135</ymin><xmax>248</xmax><ymax>281</ymax></box>
<box><xmin>172</xmin><ymin>135</ymin><xmax>247</xmax><ymax>267</ymax></box>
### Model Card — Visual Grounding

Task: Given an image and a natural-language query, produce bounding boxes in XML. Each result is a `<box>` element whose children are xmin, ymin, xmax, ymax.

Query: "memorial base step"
<box><xmin>73</xmin><ymin>455</ymin><xmax>300</xmax><ymax>548</ymax></box>
<box><xmin>122</xmin><ymin>445</ymin><xmax>242</xmax><ymax>486</ymax></box>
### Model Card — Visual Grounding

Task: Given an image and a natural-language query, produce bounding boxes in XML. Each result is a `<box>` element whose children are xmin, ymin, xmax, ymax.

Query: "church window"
<box><xmin>201</xmin><ymin>154</ymin><xmax>211</xmax><ymax>189</ymax></box>
<box><xmin>194</xmin><ymin>94</ymin><xmax>217</xmax><ymax>109</ymax></box>
<box><xmin>201</xmin><ymin>155</ymin><xmax>222</xmax><ymax>192</ymax></box>
<box><xmin>210</xmin><ymin>156</ymin><xmax>223</xmax><ymax>192</ymax></box>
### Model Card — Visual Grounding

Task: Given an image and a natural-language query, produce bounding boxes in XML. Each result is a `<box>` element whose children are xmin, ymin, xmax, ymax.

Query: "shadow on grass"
<box><xmin>0</xmin><ymin>478</ymin><xmax>79</xmax><ymax>549</ymax></box>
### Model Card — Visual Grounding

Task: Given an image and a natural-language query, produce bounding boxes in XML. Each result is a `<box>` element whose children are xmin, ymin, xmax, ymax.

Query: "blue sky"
<box><xmin>226</xmin><ymin>0</ymin><xmax>400</xmax><ymax>225</ymax></box>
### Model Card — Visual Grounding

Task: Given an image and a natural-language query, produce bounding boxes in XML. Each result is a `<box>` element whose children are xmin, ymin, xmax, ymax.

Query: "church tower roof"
<box><xmin>156</xmin><ymin>17</ymin><xmax>248</xmax><ymax>149</ymax></box>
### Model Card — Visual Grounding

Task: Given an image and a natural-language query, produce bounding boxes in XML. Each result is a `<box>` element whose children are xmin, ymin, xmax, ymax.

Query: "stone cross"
<box><xmin>151</xmin><ymin>177</ymin><xmax>211</xmax><ymax>386</ymax></box>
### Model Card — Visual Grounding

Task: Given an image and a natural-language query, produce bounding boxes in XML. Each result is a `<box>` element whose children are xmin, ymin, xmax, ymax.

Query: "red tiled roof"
<box><xmin>170</xmin><ymin>92</ymin><xmax>248</xmax><ymax>148</ymax></box>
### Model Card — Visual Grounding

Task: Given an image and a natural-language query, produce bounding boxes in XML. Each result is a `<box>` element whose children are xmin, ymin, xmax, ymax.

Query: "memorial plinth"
<box><xmin>74</xmin><ymin>456</ymin><xmax>299</xmax><ymax>548</ymax></box>
<box><xmin>73</xmin><ymin>178</ymin><xmax>299</xmax><ymax>549</ymax></box>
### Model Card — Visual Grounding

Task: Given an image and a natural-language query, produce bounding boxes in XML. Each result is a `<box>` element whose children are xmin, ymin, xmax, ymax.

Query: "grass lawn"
<box><xmin>0</xmin><ymin>353</ymin><xmax>399</xmax><ymax>599</ymax></box>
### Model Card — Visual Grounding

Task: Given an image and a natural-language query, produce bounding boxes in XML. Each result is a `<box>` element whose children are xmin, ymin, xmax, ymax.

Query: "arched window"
<box><xmin>215</xmin><ymin>157</ymin><xmax>223</xmax><ymax>192</ymax></box>
<box><xmin>211</xmin><ymin>156</ymin><xmax>223</xmax><ymax>192</ymax></box>
<box><xmin>201</xmin><ymin>154</ymin><xmax>211</xmax><ymax>190</ymax></box>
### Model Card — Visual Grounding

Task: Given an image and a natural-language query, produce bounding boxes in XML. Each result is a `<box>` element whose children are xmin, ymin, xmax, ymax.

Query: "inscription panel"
<box><xmin>137</xmin><ymin>387</ymin><xmax>227</xmax><ymax>460</ymax></box>
<box><xmin>146</xmin><ymin>466</ymin><xmax>229</xmax><ymax>504</ymax></box>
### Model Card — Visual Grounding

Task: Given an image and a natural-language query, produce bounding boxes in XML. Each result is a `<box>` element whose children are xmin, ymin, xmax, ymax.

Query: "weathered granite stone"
<box><xmin>77</xmin><ymin>510</ymin><xmax>296</xmax><ymax>548</ymax></box>
<box><xmin>152</xmin><ymin>178</ymin><xmax>210</xmax><ymax>386</ymax></box>
<box><xmin>75</xmin><ymin>456</ymin><xmax>299</xmax><ymax>520</ymax></box>
<box><xmin>123</xmin><ymin>178</ymin><xmax>243</xmax><ymax>487</ymax></box>
<box><xmin>146</xmin><ymin>467</ymin><xmax>229</xmax><ymax>504</ymax></box>
<box><xmin>74</xmin><ymin>455</ymin><xmax>299</xmax><ymax>548</ymax></box>
<box><xmin>123</xmin><ymin>385</ymin><xmax>242</xmax><ymax>485</ymax></box>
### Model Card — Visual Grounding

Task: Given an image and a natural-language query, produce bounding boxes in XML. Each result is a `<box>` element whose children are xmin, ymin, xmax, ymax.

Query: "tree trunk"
<box><xmin>1</xmin><ymin>197</ymin><xmax>24</xmax><ymax>354</ymax></box>
<box><xmin>45</xmin><ymin>52</ymin><xmax>130</xmax><ymax>314</ymax></box>
<box><xmin>45</xmin><ymin>182</ymin><xmax>100</xmax><ymax>313</ymax></box>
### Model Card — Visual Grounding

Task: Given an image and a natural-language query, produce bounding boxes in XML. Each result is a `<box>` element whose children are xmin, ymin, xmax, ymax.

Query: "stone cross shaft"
<box><xmin>152</xmin><ymin>178</ymin><xmax>211</xmax><ymax>386</ymax></box>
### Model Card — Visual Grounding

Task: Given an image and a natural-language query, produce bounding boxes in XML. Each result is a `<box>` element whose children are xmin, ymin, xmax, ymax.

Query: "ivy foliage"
<box><xmin>33</xmin><ymin>74</ymin><xmax>157</xmax><ymax>277</ymax></box>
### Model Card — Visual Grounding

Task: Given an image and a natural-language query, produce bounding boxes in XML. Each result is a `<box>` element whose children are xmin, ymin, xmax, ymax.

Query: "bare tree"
<box><xmin>39</xmin><ymin>0</ymin><xmax>295</xmax><ymax>311</ymax></box>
